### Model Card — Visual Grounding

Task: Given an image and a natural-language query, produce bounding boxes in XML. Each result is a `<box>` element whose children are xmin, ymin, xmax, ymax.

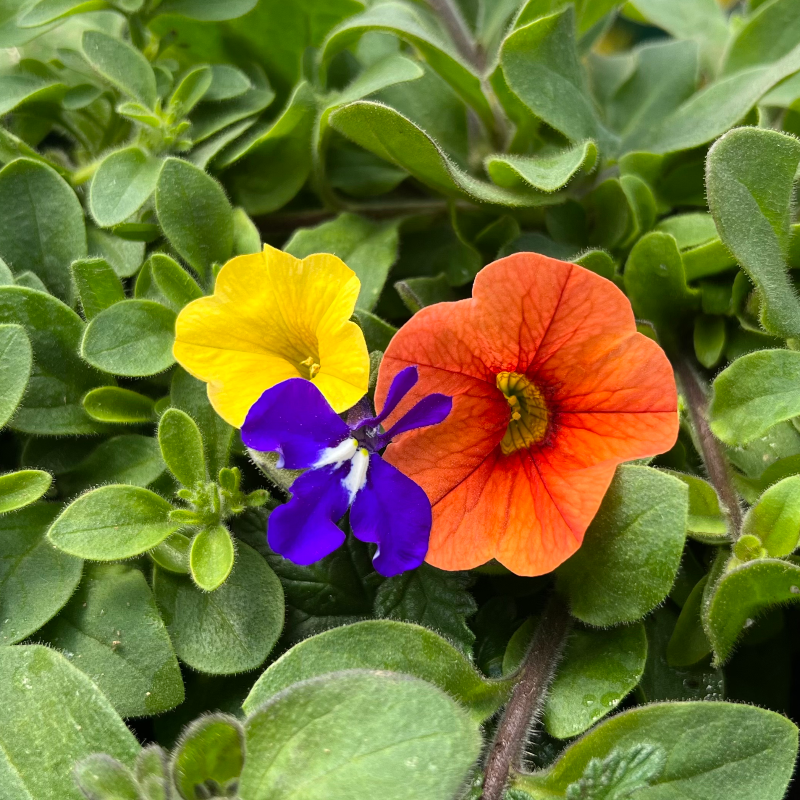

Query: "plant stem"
<box><xmin>673</xmin><ymin>354</ymin><xmax>743</xmax><ymax>538</ymax></box>
<box><xmin>426</xmin><ymin>0</ymin><xmax>484</xmax><ymax>70</ymax></box>
<box><xmin>481</xmin><ymin>594</ymin><xmax>572</xmax><ymax>800</ymax></box>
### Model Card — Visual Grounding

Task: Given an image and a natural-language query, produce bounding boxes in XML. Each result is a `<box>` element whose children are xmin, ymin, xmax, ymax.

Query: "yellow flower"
<box><xmin>173</xmin><ymin>245</ymin><xmax>370</xmax><ymax>427</ymax></box>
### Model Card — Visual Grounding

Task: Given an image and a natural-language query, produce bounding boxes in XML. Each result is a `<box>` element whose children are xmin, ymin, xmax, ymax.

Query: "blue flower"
<box><xmin>241</xmin><ymin>366</ymin><xmax>452</xmax><ymax>576</ymax></box>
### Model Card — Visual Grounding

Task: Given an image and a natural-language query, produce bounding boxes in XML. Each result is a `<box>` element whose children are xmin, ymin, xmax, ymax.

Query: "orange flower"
<box><xmin>375</xmin><ymin>253</ymin><xmax>678</xmax><ymax>576</ymax></box>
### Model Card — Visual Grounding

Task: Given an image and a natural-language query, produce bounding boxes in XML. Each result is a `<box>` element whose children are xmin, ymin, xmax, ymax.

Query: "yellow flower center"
<box><xmin>496</xmin><ymin>371</ymin><xmax>548</xmax><ymax>455</ymax></box>
<box><xmin>300</xmin><ymin>355</ymin><xmax>321</xmax><ymax>378</ymax></box>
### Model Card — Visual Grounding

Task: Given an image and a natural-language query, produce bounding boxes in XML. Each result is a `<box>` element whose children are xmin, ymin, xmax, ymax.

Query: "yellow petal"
<box><xmin>173</xmin><ymin>245</ymin><xmax>369</xmax><ymax>426</ymax></box>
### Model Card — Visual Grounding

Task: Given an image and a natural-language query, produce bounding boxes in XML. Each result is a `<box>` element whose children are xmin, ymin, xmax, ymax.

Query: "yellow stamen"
<box><xmin>300</xmin><ymin>356</ymin><xmax>321</xmax><ymax>378</ymax></box>
<box><xmin>496</xmin><ymin>371</ymin><xmax>548</xmax><ymax>455</ymax></box>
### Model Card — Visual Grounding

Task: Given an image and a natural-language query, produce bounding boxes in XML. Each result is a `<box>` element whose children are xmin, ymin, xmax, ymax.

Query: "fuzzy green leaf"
<box><xmin>189</xmin><ymin>525</ymin><xmax>235</xmax><ymax>591</ymax></box>
<box><xmin>82</xmin><ymin>29</ymin><xmax>157</xmax><ymax>107</ymax></box>
<box><xmin>0</xmin><ymin>469</ymin><xmax>51</xmax><ymax>513</ymax></box>
<box><xmin>83</xmin><ymin>386</ymin><xmax>156</xmax><ymax>424</ymax></box>
<box><xmin>158</xmin><ymin>407</ymin><xmax>207</xmax><ymax>488</ymax></box>
<box><xmin>71</xmin><ymin>258</ymin><xmax>125</xmax><ymax>320</ymax></box>
<box><xmin>0</xmin><ymin>323</ymin><xmax>31</xmax><ymax>429</ymax></box>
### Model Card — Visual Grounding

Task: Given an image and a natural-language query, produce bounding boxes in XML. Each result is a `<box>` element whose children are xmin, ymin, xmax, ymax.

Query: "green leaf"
<box><xmin>74</xmin><ymin>753</ymin><xmax>141</xmax><ymax>800</ymax></box>
<box><xmin>321</xmin><ymin>1</ymin><xmax>494</xmax><ymax>132</ymax></box>
<box><xmin>723</xmin><ymin>0</ymin><xmax>800</xmax><ymax>74</ymax></box>
<box><xmin>150</xmin><ymin>532</ymin><xmax>191</xmax><ymax>575</ymax></box>
<box><xmin>485</xmin><ymin>141</ymin><xmax>597</xmax><ymax>193</ymax></box>
<box><xmin>89</xmin><ymin>147</ymin><xmax>162</xmax><ymax>228</ymax></box>
<box><xmin>500</xmin><ymin>8</ymin><xmax>603</xmax><ymax>145</ymax></box>
<box><xmin>71</xmin><ymin>258</ymin><xmax>125</xmax><ymax>320</ymax></box>
<box><xmin>0</xmin><ymin>645</ymin><xmax>139</xmax><ymax>800</ymax></box>
<box><xmin>240</xmin><ymin>671</ymin><xmax>481</xmax><ymax>800</ymax></box>
<box><xmin>135</xmin><ymin>745</ymin><xmax>170</xmax><ymax>800</ymax></box>
<box><xmin>206</xmin><ymin>65</ymin><xmax>252</xmax><ymax>101</ymax></box>
<box><xmin>0</xmin><ymin>322</ymin><xmax>31</xmax><ymax>429</ymax></box>
<box><xmin>353</xmin><ymin>308</ymin><xmax>397</xmax><ymax>352</ymax></box>
<box><xmin>329</xmin><ymin>101</ymin><xmax>559</xmax><ymax>207</ymax></box>
<box><xmin>0</xmin><ymin>469</ymin><xmax>51</xmax><ymax>513</ymax></box>
<box><xmin>707</xmin><ymin>127</ymin><xmax>800</xmax><ymax>339</ymax></box>
<box><xmin>694</xmin><ymin>314</ymin><xmax>726</xmax><ymax>368</ymax></box>
<box><xmin>285</xmin><ymin>213</ymin><xmax>400</xmax><ymax>312</ymax></box>
<box><xmin>18</xmin><ymin>0</ymin><xmax>113</xmax><ymax>28</ymax></box>
<box><xmin>374</xmin><ymin>563</ymin><xmax>476</xmax><ymax>654</ymax></box>
<box><xmin>231</xmin><ymin>207</ymin><xmax>261</xmax><ymax>255</ymax></box>
<box><xmin>704</xmin><ymin>558</ymin><xmax>800</xmax><ymax>664</ymax></box>
<box><xmin>151</xmin><ymin>253</ymin><xmax>203</xmax><ymax>308</ymax></box>
<box><xmin>83</xmin><ymin>386</ymin><xmax>157</xmax><ymax>424</ymax></box>
<box><xmin>159</xmin><ymin>407</ymin><xmax>207</xmax><ymax>487</ymax></box>
<box><xmin>190</xmin><ymin>525</ymin><xmax>235</xmax><ymax>591</ymax></box>
<box><xmin>154</xmin><ymin>0</ymin><xmax>257</xmax><ymax>20</ymax></box>
<box><xmin>666</xmin><ymin>471</ymin><xmax>728</xmax><ymax>542</ymax></box>
<box><xmin>88</xmin><ymin>227</ymin><xmax>146</xmax><ymax>279</ymax></box>
<box><xmin>82</xmin><ymin>29</ymin><xmax>157</xmax><ymax>107</ymax></box>
<box><xmin>515</xmin><ymin>700</ymin><xmax>798</xmax><ymax>800</ymax></box>
<box><xmin>544</xmin><ymin>623</ymin><xmax>648</xmax><ymax>739</ymax></box>
<box><xmin>0</xmin><ymin>287</ymin><xmax>110</xmax><ymax>434</ymax></box>
<box><xmin>667</xmin><ymin>575</ymin><xmax>712</xmax><ymax>667</ymax></box>
<box><xmin>742</xmin><ymin>475</ymin><xmax>800</xmax><ymax>556</ymax></box>
<box><xmin>395</xmin><ymin>274</ymin><xmax>455</xmax><ymax>313</ymax></box>
<box><xmin>155</xmin><ymin>158</ymin><xmax>234</xmax><ymax>283</ymax></box>
<box><xmin>623</xmin><ymin>231</ymin><xmax>700</xmax><ymax>348</ymax></box>
<box><xmin>243</xmin><ymin>619</ymin><xmax>509</xmax><ymax>722</ymax></box>
<box><xmin>709</xmin><ymin>349</ymin><xmax>800</xmax><ymax>445</ymax></box>
<box><xmin>39</xmin><ymin>563</ymin><xmax>184</xmax><ymax>717</ymax></box>
<box><xmin>172</xmin><ymin>714</ymin><xmax>244</xmax><ymax>799</ymax></box>
<box><xmin>48</xmin><ymin>485</ymin><xmax>180</xmax><ymax>560</ymax></box>
<box><xmin>154</xmin><ymin>541</ymin><xmax>283</xmax><ymax>674</ymax></box>
<box><xmin>81</xmin><ymin>299</ymin><xmax>177</xmax><ymax>377</ymax></box>
<box><xmin>0</xmin><ymin>159</ymin><xmax>87</xmax><ymax>303</ymax></box>
<box><xmin>171</xmin><ymin>368</ymin><xmax>233</xmax><ymax>477</ymax></box>
<box><xmin>557</xmin><ymin>466</ymin><xmax>688</xmax><ymax>626</ymax></box>
<box><xmin>0</xmin><ymin>504</ymin><xmax>82</xmax><ymax>645</ymax></box>
<box><xmin>168</xmin><ymin>65</ymin><xmax>212</xmax><ymax>118</ymax></box>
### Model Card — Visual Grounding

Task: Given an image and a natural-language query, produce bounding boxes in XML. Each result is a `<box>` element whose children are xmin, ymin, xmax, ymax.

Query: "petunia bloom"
<box><xmin>173</xmin><ymin>245</ymin><xmax>370</xmax><ymax>427</ymax></box>
<box><xmin>241</xmin><ymin>367</ymin><xmax>452</xmax><ymax>576</ymax></box>
<box><xmin>375</xmin><ymin>252</ymin><xmax>679</xmax><ymax>577</ymax></box>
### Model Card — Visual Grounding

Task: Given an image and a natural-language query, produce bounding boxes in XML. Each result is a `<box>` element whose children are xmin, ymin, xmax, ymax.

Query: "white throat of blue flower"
<box><xmin>314</xmin><ymin>437</ymin><xmax>370</xmax><ymax>502</ymax></box>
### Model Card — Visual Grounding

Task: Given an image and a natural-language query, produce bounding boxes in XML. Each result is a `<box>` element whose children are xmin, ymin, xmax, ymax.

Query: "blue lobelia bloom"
<box><xmin>241</xmin><ymin>366</ymin><xmax>452</xmax><ymax>576</ymax></box>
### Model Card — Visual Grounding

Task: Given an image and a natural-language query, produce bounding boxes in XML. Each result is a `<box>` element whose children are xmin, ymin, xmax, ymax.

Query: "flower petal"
<box><xmin>268</xmin><ymin>465</ymin><xmax>350</xmax><ymax>564</ymax></box>
<box><xmin>241</xmin><ymin>378</ymin><xmax>350</xmax><ymax>469</ymax></box>
<box><xmin>354</xmin><ymin>366</ymin><xmax>419</xmax><ymax>431</ymax></box>
<box><xmin>350</xmin><ymin>454</ymin><xmax>431</xmax><ymax>576</ymax></box>
<box><xmin>173</xmin><ymin>246</ymin><xmax>369</xmax><ymax>426</ymax></box>
<box><xmin>382</xmin><ymin>393</ymin><xmax>452</xmax><ymax>442</ymax></box>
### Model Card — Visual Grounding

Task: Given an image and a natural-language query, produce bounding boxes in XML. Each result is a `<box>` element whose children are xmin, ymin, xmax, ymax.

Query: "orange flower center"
<box><xmin>496</xmin><ymin>371</ymin><xmax>548</xmax><ymax>455</ymax></box>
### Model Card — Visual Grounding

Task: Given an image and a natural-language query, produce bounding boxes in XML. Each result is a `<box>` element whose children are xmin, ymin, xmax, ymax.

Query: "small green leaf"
<box><xmin>172</xmin><ymin>714</ymin><xmax>244</xmax><ymax>800</ymax></box>
<box><xmin>154</xmin><ymin>541</ymin><xmax>283</xmax><ymax>674</ymax></box>
<box><xmin>285</xmin><ymin>213</ymin><xmax>400</xmax><ymax>311</ymax></box>
<box><xmin>704</xmin><ymin>558</ymin><xmax>800</xmax><ymax>664</ymax></box>
<box><xmin>89</xmin><ymin>147</ymin><xmax>162</xmax><ymax>228</ymax></box>
<box><xmin>150</xmin><ymin>532</ymin><xmax>191</xmax><ymax>575</ymax></box>
<box><xmin>88</xmin><ymin>227</ymin><xmax>146</xmax><ymax>279</ymax></box>
<box><xmin>709</xmin><ymin>349</ymin><xmax>800</xmax><ymax>445</ymax></box>
<box><xmin>136</xmin><ymin>746</ymin><xmax>170</xmax><ymax>800</ymax></box>
<box><xmin>545</xmin><ymin>623</ymin><xmax>648</xmax><ymax>740</ymax></box>
<box><xmin>667</xmin><ymin>575</ymin><xmax>711</xmax><ymax>667</ymax></box>
<box><xmin>742</xmin><ymin>475</ymin><xmax>800</xmax><ymax>557</ymax></box>
<box><xmin>0</xmin><ymin>504</ymin><xmax>82</xmax><ymax>645</ymax></box>
<box><xmin>557</xmin><ymin>466</ymin><xmax>688</xmax><ymax>626</ymax></box>
<box><xmin>82</xmin><ymin>29</ymin><xmax>158</xmax><ymax>107</ymax></box>
<box><xmin>0</xmin><ymin>323</ymin><xmax>31</xmax><ymax>429</ymax></box>
<box><xmin>190</xmin><ymin>525</ymin><xmax>235</xmax><ymax>591</ymax></box>
<box><xmin>155</xmin><ymin>158</ymin><xmax>234</xmax><ymax>283</ymax></box>
<box><xmin>151</xmin><ymin>253</ymin><xmax>204</xmax><ymax>308</ymax></box>
<box><xmin>0</xmin><ymin>646</ymin><xmax>139</xmax><ymax>800</ymax></box>
<box><xmin>395</xmin><ymin>274</ymin><xmax>455</xmax><ymax>313</ymax></box>
<box><xmin>81</xmin><ymin>299</ymin><xmax>177</xmax><ymax>377</ymax></box>
<box><xmin>0</xmin><ymin>469</ymin><xmax>51</xmax><ymax>513</ymax></box>
<box><xmin>74</xmin><ymin>753</ymin><xmax>141</xmax><ymax>800</ymax></box>
<box><xmin>707</xmin><ymin>127</ymin><xmax>800</xmax><ymax>339</ymax></box>
<box><xmin>83</xmin><ymin>386</ymin><xmax>157</xmax><ymax>424</ymax></box>
<box><xmin>240</xmin><ymin>671</ymin><xmax>481</xmax><ymax>800</ymax></box>
<box><xmin>71</xmin><ymin>258</ymin><xmax>125</xmax><ymax>320</ymax></box>
<box><xmin>48</xmin><ymin>484</ymin><xmax>180</xmax><ymax>560</ymax></box>
<box><xmin>153</xmin><ymin>0</ymin><xmax>257</xmax><ymax>20</ymax></box>
<box><xmin>485</xmin><ymin>141</ymin><xmax>597</xmax><ymax>192</ymax></box>
<box><xmin>158</xmin><ymin>407</ymin><xmax>207</xmax><ymax>488</ymax></box>
<box><xmin>694</xmin><ymin>314</ymin><xmax>726</xmax><ymax>368</ymax></box>
<box><xmin>231</xmin><ymin>207</ymin><xmax>261</xmax><ymax>255</ymax></box>
<box><xmin>168</xmin><ymin>66</ymin><xmax>212</xmax><ymax>118</ymax></box>
<box><xmin>206</xmin><ymin>65</ymin><xmax>252</xmax><ymax>101</ymax></box>
<box><xmin>39</xmin><ymin>563</ymin><xmax>184</xmax><ymax>717</ymax></box>
<box><xmin>666</xmin><ymin>471</ymin><xmax>728</xmax><ymax>542</ymax></box>
<box><xmin>723</xmin><ymin>0</ymin><xmax>800</xmax><ymax>74</ymax></box>
<box><xmin>515</xmin><ymin>700</ymin><xmax>798</xmax><ymax>800</ymax></box>
<box><xmin>242</xmin><ymin>619</ymin><xmax>509</xmax><ymax>722</ymax></box>
<box><xmin>353</xmin><ymin>308</ymin><xmax>397</xmax><ymax>352</ymax></box>
<box><xmin>0</xmin><ymin>159</ymin><xmax>87</xmax><ymax>303</ymax></box>
<box><xmin>374</xmin><ymin>563</ymin><xmax>476</xmax><ymax>654</ymax></box>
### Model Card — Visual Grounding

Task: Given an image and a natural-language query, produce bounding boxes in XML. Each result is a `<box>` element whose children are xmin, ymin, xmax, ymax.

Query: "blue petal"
<box><xmin>376</xmin><ymin>393</ymin><xmax>452</xmax><ymax>448</ymax></box>
<box><xmin>268</xmin><ymin>465</ymin><xmax>350</xmax><ymax>565</ymax></box>
<box><xmin>352</xmin><ymin>365</ymin><xmax>418</xmax><ymax>432</ymax></box>
<box><xmin>350</xmin><ymin>454</ymin><xmax>431</xmax><ymax>576</ymax></box>
<box><xmin>242</xmin><ymin>378</ymin><xmax>350</xmax><ymax>469</ymax></box>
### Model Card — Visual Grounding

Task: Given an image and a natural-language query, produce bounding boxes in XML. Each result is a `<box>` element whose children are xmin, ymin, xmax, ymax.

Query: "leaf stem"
<box><xmin>481</xmin><ymin>594</ymin><xmax>572</xmax><ymax>800</ymax></box>
<box><xmin>425</xmin><ymin>0</ymin><xmax>484</xmax><ymax>70</ymax></box>
<box><xmin>673</xmin><ymin>354</ymin><xmax>743</xmax><ymax>538</ymax></box>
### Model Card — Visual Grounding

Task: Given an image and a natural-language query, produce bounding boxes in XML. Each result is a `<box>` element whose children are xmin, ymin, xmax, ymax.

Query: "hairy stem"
<box><xmin>481</xmin><ymin>594</ymin><xmax>572</xmax><ymax>800</ymax></box>
<box><xmin>426</xmin><ymin>0</ymin><xmax>484</xmax><ymax>70</ymax></box>
<box><xmin>673</xmin><ymin>354</ymin><xmax>743</xmax><ymax>538</ymax></box>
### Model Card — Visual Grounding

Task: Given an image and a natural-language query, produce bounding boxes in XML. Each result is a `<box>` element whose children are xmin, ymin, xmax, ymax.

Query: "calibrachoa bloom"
<box><xmin>375</xmin><ymin>253</ymin><xmax>679</xmax><ymax>576</ymax></box>
<box><xmin>241</xmin><ymin>367</ymin><xmax>452</xmax><ymax>576</ymax></box>
<box><xmin>173</xmin><ymin>245</ymin><xmax>369</xmax><ymax>427</ymax></box>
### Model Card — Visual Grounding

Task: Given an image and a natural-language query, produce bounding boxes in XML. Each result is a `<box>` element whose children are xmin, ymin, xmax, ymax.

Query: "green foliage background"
<box><xmin>2</xmin><ymin>0</ymin><xmax>800</xmax><ymax>798</ymax></box>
